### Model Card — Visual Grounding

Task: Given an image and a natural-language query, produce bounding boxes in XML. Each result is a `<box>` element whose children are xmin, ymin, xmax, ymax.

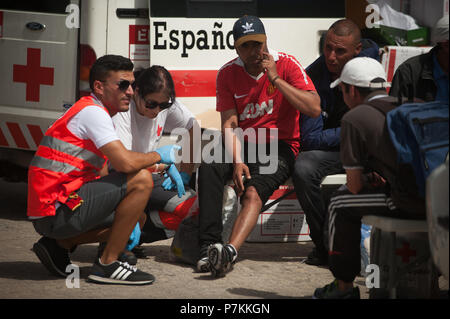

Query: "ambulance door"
<box><xmin>0</xmin><ymin>0</ymin><xmax>79</xmax><ymax>151</ymax></box>
<box><xmin>105</xmin><ymin>0</ymin><xmax>150</xmax><ymax>70</ymax></box>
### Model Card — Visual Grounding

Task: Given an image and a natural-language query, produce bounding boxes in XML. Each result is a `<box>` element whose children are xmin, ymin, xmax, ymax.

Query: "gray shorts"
<box><xmin>32</xmin><ymin>172</ymin><xmax>127</xmax><ymax>240</ymax></box>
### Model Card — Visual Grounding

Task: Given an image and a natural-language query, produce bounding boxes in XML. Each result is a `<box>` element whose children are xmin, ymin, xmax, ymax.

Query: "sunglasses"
<box><xmin>101</xmin><ymin>79</ymin><xmax>134</xmax><ymax>92</ymax></box>
<box><xmin>144</xmin><ymin>98</ymin><xmax>173</xmax><ymax>110</ymax></box>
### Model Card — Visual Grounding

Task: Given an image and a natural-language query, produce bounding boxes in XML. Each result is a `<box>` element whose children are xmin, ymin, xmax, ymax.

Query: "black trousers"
<box><xmin>328</xmin><ymin>186</ymin><xmax>424</xmax><ymax>283</ymax></box>
<box><xmin>292</xmin><ymin>150</ymin><xmax>344</xmax><ymax>254</ymax></box>
<box><xmin>197</xmin><ymin>141</ymin><xmax>295</xmax><ymax>246</ymax></box>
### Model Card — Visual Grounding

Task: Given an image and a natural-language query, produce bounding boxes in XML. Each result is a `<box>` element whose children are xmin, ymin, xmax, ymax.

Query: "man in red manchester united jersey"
<box><xmin>197</xmin><ymin>15</ymin><xmax>321</xmax><ymax>277</ymax></box>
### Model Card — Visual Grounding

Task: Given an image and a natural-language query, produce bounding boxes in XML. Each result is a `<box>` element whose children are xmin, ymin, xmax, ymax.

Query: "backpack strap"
<box><xmin>365</xmin><ymin>96</ymin><xmax>399</xmax><ymax>116</ymax></box>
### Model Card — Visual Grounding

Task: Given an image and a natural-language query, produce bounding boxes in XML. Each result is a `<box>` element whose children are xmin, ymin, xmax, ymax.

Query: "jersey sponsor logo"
<box><xmin>157</xmin><ymin>125</ymin><xmax>163</xmax><ymax>136</ymax></box>
<box><xmin>239</xmin><ymin>99</ymin><xmax>273</xmax><ymax>121</ymax></box>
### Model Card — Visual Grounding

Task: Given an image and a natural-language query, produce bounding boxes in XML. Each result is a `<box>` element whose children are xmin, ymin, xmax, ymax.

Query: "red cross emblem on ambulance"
<box><xmin>13</xmin><ymin>48</ymin><xmax>54</xmax><ymax>102</ymax></box>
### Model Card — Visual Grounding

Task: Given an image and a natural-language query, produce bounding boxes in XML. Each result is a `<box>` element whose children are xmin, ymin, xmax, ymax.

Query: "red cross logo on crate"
<box><xmin>13</xmin><ymin>48</ymin><xmax>54</xmax><ymax>102</ymax></box>
<box><xmin>395</xmin><ymin>242</ymin><xmax>416</xmax><ymax>263</ymax></box>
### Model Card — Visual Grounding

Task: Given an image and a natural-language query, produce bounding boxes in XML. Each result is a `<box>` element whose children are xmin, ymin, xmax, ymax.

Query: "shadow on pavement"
<box><xmin>226</xmin><ymin>287</ymin><xmax>310</xmax><ymax>299</ymax></box>
<box><xmin>0</xmin><ymin>261</ymin><xmax>89</xmax><ymax>281</ymax></box>
<box><xmin>0</xmin><ymin>179</ymin><xmax>28</xmax><ymax>221</ymax></box>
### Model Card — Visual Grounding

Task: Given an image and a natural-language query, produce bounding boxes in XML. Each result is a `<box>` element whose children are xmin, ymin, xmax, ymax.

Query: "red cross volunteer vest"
<box><xmin>27</xmin><ymin>96</ymin><xmax>109</xmax><ymax>217</ymax></box>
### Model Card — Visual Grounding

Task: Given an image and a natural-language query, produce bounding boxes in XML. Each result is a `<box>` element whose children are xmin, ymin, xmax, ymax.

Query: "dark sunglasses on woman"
<box><xmin>144</xmin><ymin>98</ymin><xmax>173</xmax><ymax>110</ymax></box>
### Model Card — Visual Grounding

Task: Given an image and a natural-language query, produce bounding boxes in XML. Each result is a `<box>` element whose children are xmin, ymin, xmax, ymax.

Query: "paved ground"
<box><xmin>0</xmin><ymin>178</ymin><xmax>447</xmax><ymax>314</ymax></box>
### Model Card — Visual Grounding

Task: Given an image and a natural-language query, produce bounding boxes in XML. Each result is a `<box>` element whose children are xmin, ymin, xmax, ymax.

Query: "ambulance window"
<box><xmin>258</xmin><ymin>0</ymin><xmax>345</xmax><ymax>18</ymax></box>
<box><xmin>187</xmin><ymin>0</ymin><xmax>257</xmax><ymax>18</ymax></box>
<box><xmin>0</xmin><ymin>0</ymin><xmax>70</xmax><ymax>14</ymax></box>
<box><xmin>151</xmin><ymin>0</ymin><xmax>256</xmax><ymax>18</ymax></box>
<box><xmin>150</xmin><ymin>0</ymin><xmax>344</xmax><ymax>18</ymax></box>
<box><xmin>151</xmin><ymin>0</ymin><xmax>187</xmax><ymax>17</ymax></box>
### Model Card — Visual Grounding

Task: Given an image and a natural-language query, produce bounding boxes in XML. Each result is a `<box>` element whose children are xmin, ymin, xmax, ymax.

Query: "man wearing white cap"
<box><xmin>313</xmin><ymin>57</ymin><xmax>425</xmax><ymax>299</ymax></box>
<box><xmin>390</xmin><ymin>15</ymin><xmax>449</xmax><ymax>102</ymax></box>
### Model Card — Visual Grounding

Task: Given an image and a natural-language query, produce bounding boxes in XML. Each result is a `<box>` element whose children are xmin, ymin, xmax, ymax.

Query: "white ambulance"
<box><xmin>0</xmin><ymin>0</ymin><xmax>343</xmax><ymax>181</ymax></box>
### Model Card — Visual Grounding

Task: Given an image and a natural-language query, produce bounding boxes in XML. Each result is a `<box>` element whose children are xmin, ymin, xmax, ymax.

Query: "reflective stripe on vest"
<box><xmin>37</xmin><ymin>135</ymin><xmax>105</xmax><ymax>170</ymax></box>
<box><xmin>30</xmin><ymin>155</ymin><xmax>80</xmax><ymax>174</ymax></box>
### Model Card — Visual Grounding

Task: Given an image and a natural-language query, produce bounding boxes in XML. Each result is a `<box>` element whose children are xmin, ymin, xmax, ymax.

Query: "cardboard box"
<box><xmin>379</xmin><ymin>25</ymin><xmax>429</xmax><ymax>46</ymax></box>
<box><xmin>381</xmin><ymin>45</ymin><xmax>433</xmax><ymax>88</ymax></box>
<box><xmin>246</xmin><ymin>185</ymin><xmax>311</xmax><ymax>242</ymax></box>
<box><xmin>365</xmin><ymin>25</ymin><xmax>429</xmax><ymax>48</ymax></box>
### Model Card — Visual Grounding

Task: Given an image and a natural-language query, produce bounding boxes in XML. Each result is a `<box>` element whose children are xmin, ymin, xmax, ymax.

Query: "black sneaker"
<box><xmin>87</xmin><ymin>259</ymin><xmax>155</xmax><ymax>285</ymax></box>
<box><xmin>32</xmin><ymin>237</ymin><xmax>72</xmax><ymax>278</ymax></box>
<box><xmin>313</xmin><ymin>280</ymin><xmax>360</xmax><ymax>299</ymax></box>
<box><xmin>97</xmin><ymin>242</ymin><xmax>138</xmax><ymax>266</ymax></box>
<box><xmin>196</xmin><ymin>244</ymin><xmax>211</xmax><ymax>272</ymax></box>
<box><xmin>305</xmin><ymin>247</ymin><xmax>328</xmax><ymax>266</ymax></box>
<box><xmin>208</xmin><ymin>243</ymin><xmax>237</xmax><ymax>277</ymax></box>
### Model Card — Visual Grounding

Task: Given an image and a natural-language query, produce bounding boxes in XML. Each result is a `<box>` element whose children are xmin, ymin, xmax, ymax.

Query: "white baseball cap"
<box><xmin>432</xmin><ymin>15</ymin><xmax>449</xmax><ymax>44</ymax></box>
<box><xmin>330</xmin><ymin>57</ymin><xmax>390</xmax><ymax>89</ymax></box>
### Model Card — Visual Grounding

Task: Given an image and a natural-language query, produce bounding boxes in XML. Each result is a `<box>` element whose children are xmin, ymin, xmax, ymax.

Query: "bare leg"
<box><xmin>228</xmin><ymin>186</ymin><xmax>262</xmax><ymax>251</ymax></box>
<box><xmin>57</xmin><ymin>228</ymin><xmax>111</xmax><ymax>250</ymax></box>
<box><xmin>57</xmin><ymin>210</ymin><xmax>147</xmax><ymax>251</ymax></box>
<box><xmin>100</xmin><ymin>169</ymin><xmax>153</xmax><ymax>264</ymax></box>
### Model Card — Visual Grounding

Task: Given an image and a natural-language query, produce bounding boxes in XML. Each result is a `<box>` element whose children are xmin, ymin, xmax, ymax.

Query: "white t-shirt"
<box><xmin>66</xmin><ymin>94</ymin><xmax>119</xmax><ymax>148</ymax></box>
<box><xmin>112</xmin><ymin>98</ymin><xmax>195</xmax><ymax>153</ymax></box>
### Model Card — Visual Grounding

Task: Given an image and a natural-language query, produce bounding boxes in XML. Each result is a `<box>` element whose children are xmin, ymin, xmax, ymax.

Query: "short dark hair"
<box><xmin>135</xmin><ymin>65</ymin><xmax>175</xmax><ymax>101</ymax></box>
<box><xmin>89</xmin><ymin>55</ymin><xmax>134</xmax><ymax>91</ymax></box>
<box><xmin>342</xmin><ymin>78</ymin><xmax>386</xmax><ymax>97</ymax></box>
<box><xmin>328</xmin><ymin>19</ymin><xmax>361</xmax><ymax>45</ymax></box>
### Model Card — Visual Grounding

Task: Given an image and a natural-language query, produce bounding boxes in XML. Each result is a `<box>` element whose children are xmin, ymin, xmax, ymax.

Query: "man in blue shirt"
<box><xmin>292</xmin><ymin>19</ymin><xmax>379</xmax><ymax>266</ymax></box>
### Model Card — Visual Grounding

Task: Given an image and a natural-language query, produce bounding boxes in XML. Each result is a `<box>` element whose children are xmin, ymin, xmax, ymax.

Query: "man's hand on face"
<box><xmin>261</xmin><ymin>52</ymin><xmax>278</xmax><ymax>82</ymax></box>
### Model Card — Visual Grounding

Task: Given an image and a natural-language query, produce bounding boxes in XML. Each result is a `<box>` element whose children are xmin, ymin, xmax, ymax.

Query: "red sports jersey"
<box><xmin>216</xmin><ymin>49</ymin><xmax>316</xmax><ymax>155</ymax></box>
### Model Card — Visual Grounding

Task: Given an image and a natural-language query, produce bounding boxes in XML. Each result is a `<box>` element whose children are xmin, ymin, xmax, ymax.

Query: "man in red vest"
<box><xmin>28</xmin><ymin>55</ymin><xmax>180</xmax><ymax>285</ymax></box>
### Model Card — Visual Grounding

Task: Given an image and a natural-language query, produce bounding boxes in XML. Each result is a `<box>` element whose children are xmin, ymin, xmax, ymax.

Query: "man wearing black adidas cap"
<box><xmin>196</xmin><ymin>15</ymin><xmax>321</xmax><ymax>277</ymax></box>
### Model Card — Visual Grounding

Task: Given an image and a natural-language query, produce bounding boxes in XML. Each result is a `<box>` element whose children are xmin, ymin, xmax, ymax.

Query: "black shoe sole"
<box><xmin>33</xmin><ymin>242</ymin><xmax>69</xmax><ymax>278</ymax></box>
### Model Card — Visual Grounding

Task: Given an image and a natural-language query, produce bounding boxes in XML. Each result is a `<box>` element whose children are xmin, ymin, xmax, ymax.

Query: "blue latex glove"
<box><xmin>126</xmin><ymin>222</ymin><xmax>141</xmax><ymax>251</ymax></box>
<box><xmin>162</xmin><ymin>164</ymin><xmax>186</xmax><ymax>198</ymax></box>
<box><xmin>155</xmin><ymin>144</ymin><xmax>181</xmax><ymax>164</ymax></box>
<box><xmin>162</xmin><ymin>171</ymin><xmax>191</xmax><ymax>190</ymax></box>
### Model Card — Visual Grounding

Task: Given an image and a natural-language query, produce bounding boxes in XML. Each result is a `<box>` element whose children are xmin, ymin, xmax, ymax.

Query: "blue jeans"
<box><xmin>292</xmin><ymin>150</ymin><xmax>343</xmax><ymax>254</ymax></box>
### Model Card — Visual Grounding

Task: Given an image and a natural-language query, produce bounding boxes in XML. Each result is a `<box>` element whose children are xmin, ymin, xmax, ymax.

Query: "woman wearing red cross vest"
<box><xmin>28</xmin><ymin>55</ymin><xmax>181</xmax><ymax>285</ymax></box>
